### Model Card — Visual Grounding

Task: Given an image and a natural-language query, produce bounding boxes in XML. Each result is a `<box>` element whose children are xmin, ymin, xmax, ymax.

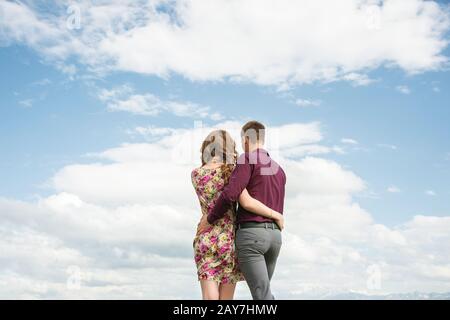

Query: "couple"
<box><xmin>191</xmin><ymin>121</ymin><xmax>286</xmax><ymax>300</ymax></box>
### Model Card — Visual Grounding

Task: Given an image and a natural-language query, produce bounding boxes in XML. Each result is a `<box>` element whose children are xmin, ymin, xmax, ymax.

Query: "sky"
<box><xmin>0</xmin><ymin>0</ymin><xmax>449</xmax><ymax>299</ymax></box>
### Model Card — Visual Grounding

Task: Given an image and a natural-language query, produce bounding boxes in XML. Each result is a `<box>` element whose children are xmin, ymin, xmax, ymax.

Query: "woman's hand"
<box><xmin>196</xmin><ymin>214</ymin><xmax>211</xmax><ymax>235</ymax></box>
<box><xmin>271</xmin><ymin>210</ymin><xmax>285</xmax><ymax>231</ymax></box>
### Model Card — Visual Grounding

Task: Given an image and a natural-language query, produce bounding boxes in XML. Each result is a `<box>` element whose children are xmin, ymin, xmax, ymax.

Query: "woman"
<box><xmin>191</xmin><ymin>130</ymin><xmax>284</xmax><ymax>300</ymax></box>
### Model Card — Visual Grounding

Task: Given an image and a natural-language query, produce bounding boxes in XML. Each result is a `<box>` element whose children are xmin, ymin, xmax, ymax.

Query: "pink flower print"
<box><xmin>199</xmin><ymin>243</ymin><xmax>208</xmax><ymax>254</ymax></box>
<box><xmin>209</xmin><ymin>269</ymin><xmax>219</xmax><ymax>276</ymax></box>
<box><xmin>192</xmin><ymin>166</ymin><xmax>243</xmax><ymax>283</ymax></box>
<box><xmin>200</xmin><ymin>175</ymin><xmax>211</xmax><ymax>185</ymax></box>
<box><xmin>219</xmin><ymin>244</ymin><xmax>230</xmax><ymax>255</ymax></box>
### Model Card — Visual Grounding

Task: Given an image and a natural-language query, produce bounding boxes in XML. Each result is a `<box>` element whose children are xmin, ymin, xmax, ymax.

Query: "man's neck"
<box><xmin>248</xmin><ymin>144</ymin><xmax>264</xmax><ymax>153</ymax></box>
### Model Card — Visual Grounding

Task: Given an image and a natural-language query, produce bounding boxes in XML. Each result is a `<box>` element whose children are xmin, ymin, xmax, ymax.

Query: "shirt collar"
<box><xmin>250</xmin><ymin>147</ymin><xmax>269</xmax><ymax>156</ymax></box>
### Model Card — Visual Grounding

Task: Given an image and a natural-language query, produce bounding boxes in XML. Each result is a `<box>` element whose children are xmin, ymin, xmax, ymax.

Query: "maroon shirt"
<box><xmin>207</xmin><ymin>148</ymin><xmax>286</xmax><ymax>225</ymax></box>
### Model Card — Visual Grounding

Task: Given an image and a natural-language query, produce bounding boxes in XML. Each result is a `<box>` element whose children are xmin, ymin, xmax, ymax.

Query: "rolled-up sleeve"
<box><xmin>207</xmin><ymin>157</ymin><xmax>252</xmax><ymax>224</ymax></box>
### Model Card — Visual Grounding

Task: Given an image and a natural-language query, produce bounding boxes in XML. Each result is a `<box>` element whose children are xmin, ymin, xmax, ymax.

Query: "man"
<box><xmin>198</xmin><ymin>121</ymin><xmax>286</xmax><ymax>300</ymax></box>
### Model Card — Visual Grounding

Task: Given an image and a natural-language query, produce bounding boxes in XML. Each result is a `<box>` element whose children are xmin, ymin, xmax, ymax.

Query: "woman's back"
<box><xmin>191</xmin><ymin>166</ymin><xmax>230</xmax><ymax>217</ymax></box>
<box><xmin>191</xmin><ymin>165</ymin><xmax>243</xmax><ymax>284</ymax></box>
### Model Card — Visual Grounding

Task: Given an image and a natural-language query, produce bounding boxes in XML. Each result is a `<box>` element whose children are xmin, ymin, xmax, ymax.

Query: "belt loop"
<box><xmin>264</xmin><ymin>222</ymin><xmax>267</xmax><ymax>229</ymax></box>
<box><xmin>271</xmin><ymin>223</ymin><xmax>274</xmax><ymax>230</ymax></box>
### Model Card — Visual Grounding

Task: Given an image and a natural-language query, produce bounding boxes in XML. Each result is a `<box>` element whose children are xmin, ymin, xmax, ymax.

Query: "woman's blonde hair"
<box><xmin>200</xmin><ymin>130</ymin><xmax>237</xmax><ymax>184</ymax></box>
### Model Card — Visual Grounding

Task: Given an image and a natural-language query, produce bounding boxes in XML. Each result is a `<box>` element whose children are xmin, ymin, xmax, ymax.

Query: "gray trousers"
<box><xmin>235</xmin><ymin>227</ymin><xmax>282</xmax><ymax>300</ymax></box>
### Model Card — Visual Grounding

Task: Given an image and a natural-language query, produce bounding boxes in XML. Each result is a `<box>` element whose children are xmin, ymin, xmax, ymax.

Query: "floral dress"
<box><xmin>191</xmin><ymin>166</ymin><xmax>244</xmax><ymax>284</ymax></box>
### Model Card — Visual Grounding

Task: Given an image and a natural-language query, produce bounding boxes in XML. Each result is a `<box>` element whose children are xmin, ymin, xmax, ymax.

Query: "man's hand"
<box><xmin>196</xmin><ymin>214</ymin><xmax>212</xmax><ymax>235</ymax></box>
<box><xmin>272</xmin><ymin>211</ymin><xmax>285</xmax><ymax>231</ymax></box>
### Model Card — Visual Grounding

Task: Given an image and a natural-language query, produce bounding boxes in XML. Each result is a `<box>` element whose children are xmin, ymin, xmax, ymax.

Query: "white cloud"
<box><xmin>32</xmin><ymin>78</ymin><xmax>52</xmax><ymax>86</ymax></box>
<box><xmin>377</xmin><ymin>143</ymin><xmax>398</xmax><ymax>150</ymax></box>
<box><xmin>1</xmin><ymin>121</ymin><xmax>449</xmax><ymax>298</ymax></box>
<box><xmin>18</xmin><ymin>99</ymin><xmax>33</xmax><ymax>108</ymax></box>
<box><xmin>108</xmin><ymin>93</ymin><xmax>162</xmax><ymax>116</ymax></box>
<box><xmin>341</xmin><ymin>138</ymin><xmax>359</xmax><ymax>145</ymax></box>
<box><xmin>341</xmin><ymin>73</ymin><xmax>376</xmax><ymax>86</ymax></box>
<box><xmin>98</xmin><ymin>85</ymin><xmax>223</xmax><ymax>120</ymax></box>
<box><xmin>396</xmin><ymin>85</ymin><xmax>412</xmax><ymax>94</ymax></box>
<box><xmin>98</xmin><ymin>85</ymin><xmax>134</xmax><ymax>103</ymax></box>
<box><xmin>387</xmin><ymin>186</ymin><xmax>401</xmax><ymax>193</ymax></box>
<box><xmin>0</xmin><ymin>0</ymin><xmax>448</xmax><ymax>86</ymax></box>
<box><xmin>425</xmin><ymin>190</ymin><xmax>436</xmax><ymax>196</ymax></box>
<box><xmin>268</xmin><ymin>122</ymin><xmax>323</xmax><ymax>149</ymax></box>
<box><xmin>295</xmin><ymin>99</ymin><xmax>321</xmax><ymax>107</ymax></box>
<box><xmin>129</xmin><ymin>126</ymin><xmax>179</xmax><ymax>139</ymax></box>
<box><xmin>281</xmin><ymin>145</ymin><xmax>342</xmax><ymax>158</ymax></box>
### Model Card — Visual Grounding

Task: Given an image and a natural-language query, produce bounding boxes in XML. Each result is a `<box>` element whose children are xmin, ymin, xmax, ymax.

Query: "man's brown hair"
<box><xmin>241</xmin><ymin>120</ymin><xmax>265</xmax><ymax>144</ymax></box>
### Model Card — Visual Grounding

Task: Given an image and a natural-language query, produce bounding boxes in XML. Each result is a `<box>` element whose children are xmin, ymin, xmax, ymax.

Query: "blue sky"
<box><xmin>1</xmin><ymin>0</ymin><xmax>450</xmax><ymax>298</ymax></box>
<box><xmin>1</xmin><ymin>44</ymin><xmax>449</xmax><ymax>225</ymax></box>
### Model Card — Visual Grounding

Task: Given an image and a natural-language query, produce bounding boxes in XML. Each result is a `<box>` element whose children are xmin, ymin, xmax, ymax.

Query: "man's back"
<box><xmin>236</xmin><ymin>148</ymin><xmax>286</xmax><ymax>224</ymax></box>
